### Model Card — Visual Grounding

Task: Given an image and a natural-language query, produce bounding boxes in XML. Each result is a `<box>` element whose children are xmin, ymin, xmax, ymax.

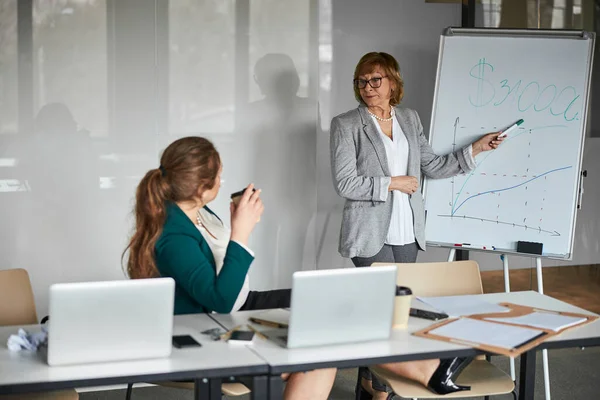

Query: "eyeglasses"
<box><xmin>353</xmin><ymin>76</ymin><xmax>388</xmax><ymax>89</ymax></box>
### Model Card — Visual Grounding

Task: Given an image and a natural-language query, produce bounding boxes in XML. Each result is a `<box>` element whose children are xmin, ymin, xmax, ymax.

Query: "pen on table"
<box><xmin>498</xmin><ymin>119</ymin><xmax>524</xmax><ymax>138</ymax></box>
<box><xmin>246</xmin><ymin>324</ymin><xmax>268</xmax><ymax>340</ymax></box>
<box><xmin>249</xmin><ymin>317</ymin><xmax>288</xmax><ymax>329</ymax></box>
<box><xmin>219</xmin><ymin>325</ymin><xmax>242</xmax><ymax>341</ymax></box>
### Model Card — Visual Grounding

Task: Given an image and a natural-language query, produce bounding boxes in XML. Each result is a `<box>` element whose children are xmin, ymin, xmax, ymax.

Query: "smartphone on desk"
<box><xmin>228</xmin><ymin>330</ymin><xmax>255</xmax><ymax>344</ymax></box>
<box><xmin>172</xmin><ymin>335</ymin><xmax>202</xmax><ymax>349</ymax></box>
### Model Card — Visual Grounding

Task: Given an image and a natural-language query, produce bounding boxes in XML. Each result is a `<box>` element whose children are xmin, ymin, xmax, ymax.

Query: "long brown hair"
<box><xmin>353</xmin><ymin>52</ymin><xmax>404</xmax><ymax>107</ymax></box>
<box><xmin>123</xmin><ymin>137</ymin><xmax>221</xmax><ymax>279</ymax></box>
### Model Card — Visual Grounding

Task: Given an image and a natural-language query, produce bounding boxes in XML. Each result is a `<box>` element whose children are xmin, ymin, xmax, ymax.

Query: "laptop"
<box><xmin>264</xmin><ymin>266</ymin><xmax>397</xmax><ymax>349</ymax></box>
<box><xmin>46</xmin><ymin>278</ymin><xmax>175</xmax><ymax>366</ymax></box>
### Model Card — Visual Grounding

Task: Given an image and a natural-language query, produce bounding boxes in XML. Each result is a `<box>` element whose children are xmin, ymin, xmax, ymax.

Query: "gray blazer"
<box><xmin>330</xmin><ymin>106</ymin><xmax>476</xmax><ymax>258</ymax></box>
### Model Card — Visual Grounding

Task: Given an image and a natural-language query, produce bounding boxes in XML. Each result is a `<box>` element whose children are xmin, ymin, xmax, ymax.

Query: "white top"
<box><xmin>371</xmin><ymin>115</ymin><xmax>415</xmax><ymax>245</ymax></box>
<box><xmin>196</xmin><ymin>208</ymin><xmax>250</xmax><ymax>312</ymax></box>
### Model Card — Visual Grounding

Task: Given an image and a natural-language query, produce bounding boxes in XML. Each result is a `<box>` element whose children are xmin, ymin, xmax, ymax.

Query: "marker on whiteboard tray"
<box><xmin>498</xmin><ymin>119</ymin><xmax>524</xmax><ymax>137</ymax></box>
<box><xmin>462</xmin><ymin>244</ymin><xmax>493</xmax><ymax>250</ymax></box>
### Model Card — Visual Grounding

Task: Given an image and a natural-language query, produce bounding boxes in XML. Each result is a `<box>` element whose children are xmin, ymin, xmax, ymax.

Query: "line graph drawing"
<box><xmin>450</xmin><ymin>123</ymin><xmax>568</xmax><ymax>215</ymax></box>
<box><xmin>451</xmin><ymin>165</ymin><xmax>572</xmax><ymax>215</ymax></box>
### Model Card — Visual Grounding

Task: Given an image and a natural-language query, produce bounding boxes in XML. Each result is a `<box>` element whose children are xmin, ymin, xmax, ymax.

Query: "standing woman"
<box><xmin>330</xmin><ymin>52</ymin><xmax>504</xmax><ymax>399</ymax></box>
<box><xmin>124</xmin><ymin>137</ymin><xmax>336</xmax><ymax>400</ymax></box>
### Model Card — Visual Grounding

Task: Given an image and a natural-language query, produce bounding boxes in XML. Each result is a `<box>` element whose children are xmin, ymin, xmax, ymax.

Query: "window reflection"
<box><xmin>33</xmin><ymin>0</ymin><xmax>107</xmax><ymax>137</ymax></box>
<box><xmin>169</xmin><ymin>0</ymin><xmax>235</xmax><ymax>134</ymax></box>
<box><xmin>249</xmin><ymin>0</ymin><xmax>310</xmax><ymax>101</ymax></box>
<box><xmin>481</xmin><ymin>0</ymin><xmax>584</xmax><ymax>29</ymax></box>
<box><xmin>0</xmin><ymin>0</ymin><xmax>18</xmax><ymax>135</ymax></box>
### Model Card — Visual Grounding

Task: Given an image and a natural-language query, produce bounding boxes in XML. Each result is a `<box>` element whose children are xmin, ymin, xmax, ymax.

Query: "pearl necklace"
<box><xmin>196</xmin><ymin>209</ymin><xmax>218</xmax><ymax>240</ymax></box>
<box><xmin>367</xmin><ymin>107</ymin><xmax>395</xmax><ymax>122</ymax></box>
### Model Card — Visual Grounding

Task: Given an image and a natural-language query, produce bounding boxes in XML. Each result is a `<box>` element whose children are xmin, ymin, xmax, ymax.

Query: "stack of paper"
<box><xmin>485</xmin><ymin>311</ymin><xmax>588</xmax><ymax>332</ymax></box>
<box><xmin>429</xmin><ymin>318</ymin><xmax>545</xmax><ymax>350</ymax></box>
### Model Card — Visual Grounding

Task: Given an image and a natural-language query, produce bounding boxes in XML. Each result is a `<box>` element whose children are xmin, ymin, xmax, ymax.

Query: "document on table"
<box><xmin>429</xmin><ymin>318</ymin><xmax>545</xmax><ymax>350</ymax></box>
<box><xmin>417</xmin><ymin>295</ymin><xmax>510</xmax><ymax>317</ymax></box>
<box><xmin>485</xmin><ymin>312</ymin><xmax>588</xmax><ymax>332</ymax></box>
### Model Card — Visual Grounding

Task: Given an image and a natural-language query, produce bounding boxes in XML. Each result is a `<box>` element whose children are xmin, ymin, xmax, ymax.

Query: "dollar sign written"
<box><xmin>469</xmin><ymin>58</ymin><xmax>496</xmax><ymax>108</ymax></box>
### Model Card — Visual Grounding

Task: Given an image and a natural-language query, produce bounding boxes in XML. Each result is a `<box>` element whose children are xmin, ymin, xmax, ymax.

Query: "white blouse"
<box><xmin>371</xmin><ymin>115</ymin><xmax>416</xmax><ymax>246</ymax></box>
<box><xmin>195</xmin><ymin>208</ymin><xmax>250</xmax><ymax>312</ymax></box>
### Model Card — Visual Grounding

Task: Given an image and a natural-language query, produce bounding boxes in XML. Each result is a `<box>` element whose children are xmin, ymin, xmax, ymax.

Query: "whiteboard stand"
<box><xmin>501</xmin><ymin>254</ymin><xmax>516</xmax><ymax>383</ymax></box>
<box><xmin>501</xmin><ymin>254</ymin><xmax>551</xmax><ymax>400</ymax></box>
<box><xmin>535</xmin><ymin>256</ymin><xmax>551</xmax><ymax>400</ymax></box>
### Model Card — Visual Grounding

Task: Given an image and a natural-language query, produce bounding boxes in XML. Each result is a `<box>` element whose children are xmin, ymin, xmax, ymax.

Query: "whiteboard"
<box><xmin>424</xmin><ymin>29</ymin><xmax>594</xmax><ymax>259</ymax></box>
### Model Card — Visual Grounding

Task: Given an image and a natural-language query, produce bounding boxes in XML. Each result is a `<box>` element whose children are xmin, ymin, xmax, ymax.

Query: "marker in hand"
<box><xmin>498</xmin><ymin>119</ymin><xmax>524</xmax><ymax>138</ymax></box>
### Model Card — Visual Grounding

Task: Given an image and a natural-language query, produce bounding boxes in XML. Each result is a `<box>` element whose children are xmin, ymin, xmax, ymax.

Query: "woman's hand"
<box><xmin>472</xmin><ymin>132</ymin><xmax>505</xmax><ymax>157</ymax></box>
<box><xmin>390</xmin><ymin>176</ymin><xmax>418</xmax><ymax>195</ymax></box>
<box><xmin>230</xmin><ymin>184</ymin><xmax>264</xmax><ymax>246</ymax></box>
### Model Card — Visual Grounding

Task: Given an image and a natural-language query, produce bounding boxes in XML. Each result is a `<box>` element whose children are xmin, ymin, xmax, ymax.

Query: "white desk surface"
<box><xmin>212</xmin><ymin>291</ymin><xmax>600</xmax><ymax>372</ymax></box>
<box><xmin>0</xmin><ymin>313</ymin><xmax>267</xmax><ymax>393</ymax></box>
<box><xmin>211</xmin><ymin>309</ymin><xmax>474</xmax><ymax>372</ymax></box>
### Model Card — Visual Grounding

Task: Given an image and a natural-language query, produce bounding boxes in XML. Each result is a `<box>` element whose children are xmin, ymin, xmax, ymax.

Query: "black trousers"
<box><xmin>239</xmin><ymin>289</ymin><xmax>291</xmax><ymax>311</ymax></box>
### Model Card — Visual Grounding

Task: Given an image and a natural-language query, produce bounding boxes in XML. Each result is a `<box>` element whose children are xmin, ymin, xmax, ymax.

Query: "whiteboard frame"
<box><xmin>423</xmin><ymin>28</ymin><xmax>596</xmax><ymax>260</ymax></box>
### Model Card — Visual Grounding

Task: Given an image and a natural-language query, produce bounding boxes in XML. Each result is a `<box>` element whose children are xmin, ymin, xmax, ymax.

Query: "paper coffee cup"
<box><xmin>393</xmin><ymin>286</ymin><xmax>412</xmax><ymax>329</ymax></box>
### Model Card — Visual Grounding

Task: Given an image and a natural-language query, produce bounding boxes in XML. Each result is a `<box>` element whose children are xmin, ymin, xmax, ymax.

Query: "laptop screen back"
<box><xmin>286</xmin><ymin>266</ymin><xmax>397</xmax><ymax>348</ymax></box>
<box><xmin>47</xmin><ymin>278</ymin><xmax>174</xmax><ymax>366</ymax></box>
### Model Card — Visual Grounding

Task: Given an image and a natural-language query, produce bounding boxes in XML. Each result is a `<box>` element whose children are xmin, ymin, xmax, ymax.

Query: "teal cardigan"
<box><xmin>155</xmin><ymin>203</ymin><xmax>254</xmax><ymax>315</ymax></box>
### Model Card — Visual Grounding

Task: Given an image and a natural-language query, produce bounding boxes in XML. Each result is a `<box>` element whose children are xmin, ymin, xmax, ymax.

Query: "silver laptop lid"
<box><xmin>47</xmin><ymin>278</ymin><xmax>174</xmax><ymax>366</ymax></box>
<box><xmin>287</xmin><ymin>266</ymin><xmax>397</xmax><ymax>348</ymax></box>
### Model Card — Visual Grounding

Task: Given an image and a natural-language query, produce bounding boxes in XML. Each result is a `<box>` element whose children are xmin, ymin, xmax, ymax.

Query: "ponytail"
<box><xmin>123</xmin><ymin>168</ymin><xmax>169</xmax><ymax>279</ymax></box>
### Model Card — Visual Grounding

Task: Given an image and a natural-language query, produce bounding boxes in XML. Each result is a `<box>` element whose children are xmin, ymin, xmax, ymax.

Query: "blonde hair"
<box><xmin>353</xmin><ymin>52</ymin><xmax>404</xmax><ymax>107</ymax></box>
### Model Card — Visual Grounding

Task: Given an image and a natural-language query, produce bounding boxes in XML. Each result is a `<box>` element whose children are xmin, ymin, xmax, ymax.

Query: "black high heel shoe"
<box><xmin>427</xmin><ymin>357</ymin><xmax>474</xmax><ymax>395</ymax></box>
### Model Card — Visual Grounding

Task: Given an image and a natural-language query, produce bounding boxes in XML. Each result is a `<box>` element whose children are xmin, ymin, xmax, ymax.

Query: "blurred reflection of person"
<box><xmin>13</xmin><ymin>103</ymin><xmax>101</xmax><ymax>306</ymax></box>
<box><xmin>242</xmin><ymin>54</ymin><xmax>317</xmax><ymax>288</ymax></box>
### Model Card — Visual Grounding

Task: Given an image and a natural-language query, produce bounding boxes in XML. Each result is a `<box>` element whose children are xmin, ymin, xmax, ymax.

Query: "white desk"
<box><xmin>210</xmin><ymin>307</ymin><xmax>479</xmax><ymax>399</ymax></box>
<box><xmin>211</xmin><ymin>291</ymin><xmax>600</xmax><ymax>400</ymax></box>
<box><xmin>0</xmin><ymin>314</ymin><xmax>269</xmax><ymax>400</ymax></box>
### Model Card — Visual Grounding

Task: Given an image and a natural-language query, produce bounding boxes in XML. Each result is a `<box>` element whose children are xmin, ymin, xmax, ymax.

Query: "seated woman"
<box><xmin>123</xmin><ymin>137</ymin><xmax>336</xmax><ymax>400</ymax></box>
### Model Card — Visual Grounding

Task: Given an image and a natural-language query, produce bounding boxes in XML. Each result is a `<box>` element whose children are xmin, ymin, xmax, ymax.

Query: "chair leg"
<box><xmin>484</xmin><ymin>396</ymin><xmax>490</xmax><ymax>400</ymax></box>
<box><xmin>354</xmin><ymin>373</ymin><xmax>363</xmax><ymax>400</ymax></box>
<box><xmin>125</xmin><ymin>383</ymin><xmax>133</xmax><ymax>400</ymax></box>
<box><xmin>512</xmin><ymin>388</ymin><xmax>518</xmax><ymax>400</ymax></box>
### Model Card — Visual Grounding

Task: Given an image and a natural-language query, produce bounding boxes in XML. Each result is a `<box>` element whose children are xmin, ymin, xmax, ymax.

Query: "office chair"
<box><xmin>0</xmin><ymin>268</ymin><xmax>79</xmax><ymax>400</ymax></box>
